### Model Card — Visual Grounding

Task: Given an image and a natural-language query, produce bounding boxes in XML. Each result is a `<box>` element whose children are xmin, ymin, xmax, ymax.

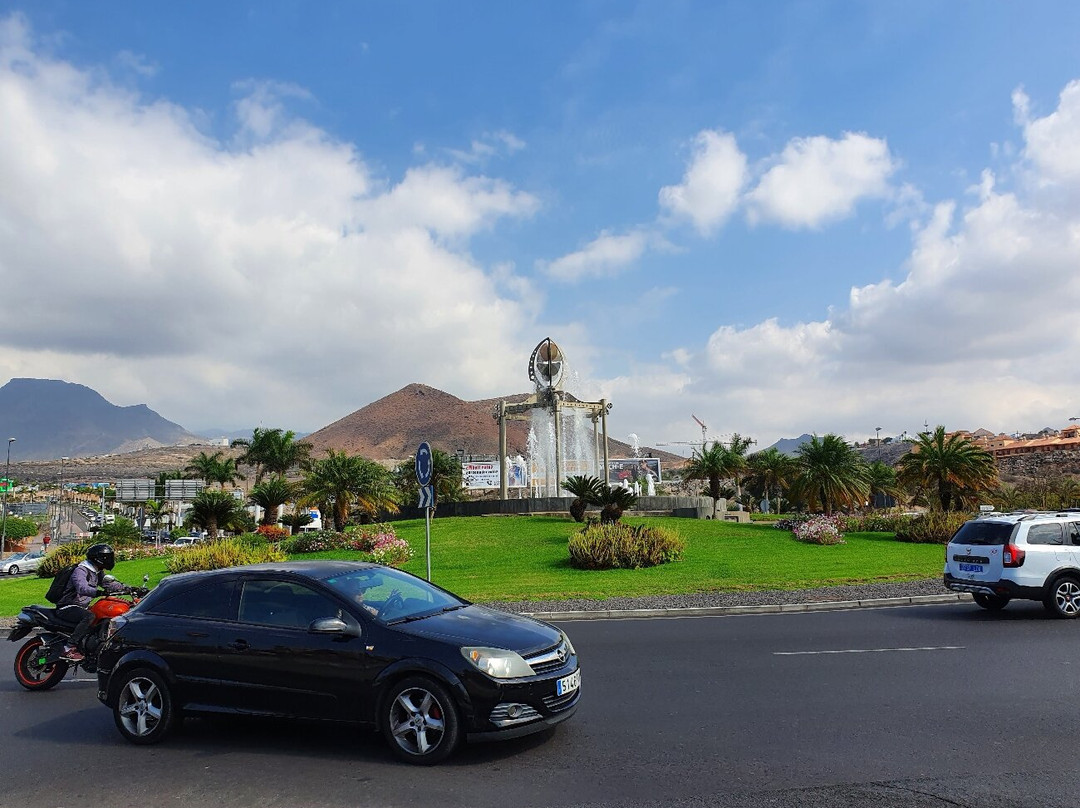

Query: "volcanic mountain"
<box><xmin>302</xmin><ymin>383</ymin><xmax>681</xmax><ymax>465</ymax></box>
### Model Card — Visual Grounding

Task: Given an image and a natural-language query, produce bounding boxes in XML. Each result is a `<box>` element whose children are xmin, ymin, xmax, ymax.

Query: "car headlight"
<box><xmin>461</xmin><ymin>647</ymin><xmax>534</xmax><ymax>678</ymax></box>
<box><xmin>561</xmin><ymin>631</ymin><xmax>576</xmax><ymax>656</ymax></box>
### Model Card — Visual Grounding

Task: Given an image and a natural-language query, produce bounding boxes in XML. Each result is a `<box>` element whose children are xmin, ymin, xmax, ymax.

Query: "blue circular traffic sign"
<box><xmin>415</xmin><ymin>442</ymin><xmax>432</xmax><ymax>487</ymax></box>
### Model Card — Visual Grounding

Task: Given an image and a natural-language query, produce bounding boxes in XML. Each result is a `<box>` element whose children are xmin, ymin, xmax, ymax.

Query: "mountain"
<box><xmin>303</xmin><ymin>383</ymin><xmax>683</xmax><ymax>466</ymax></box>
<box><xmin>766</xmin><ymin>434</ymin><xmax>814</xmax><ymax>456</ymax></box>
<box><xmin>0</xmin><ymin>378</ymin><xmax>203</xmax><ymax>461</ymax></box>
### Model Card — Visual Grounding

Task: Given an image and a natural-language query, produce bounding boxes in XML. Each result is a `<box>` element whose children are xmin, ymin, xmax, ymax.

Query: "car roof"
<box><xmin>159</xmin><ymin>560</ymin><xmax>381</xmax><ymax>586</ymax></box>
<box><xmin>972</xmin><ymin>511</ymin><xmax>1080</xmax><ymax>524</ymax></box>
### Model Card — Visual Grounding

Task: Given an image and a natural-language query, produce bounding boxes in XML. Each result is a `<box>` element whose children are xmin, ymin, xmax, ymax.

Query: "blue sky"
<box><xmin>3</xmin><ymin>2</ymin><xmax>1080</xmax><ymax>455</ymax></box>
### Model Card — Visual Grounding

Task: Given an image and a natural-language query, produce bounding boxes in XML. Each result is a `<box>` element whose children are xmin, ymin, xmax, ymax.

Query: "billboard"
<box><xmin>607</xmin><ymin>458</ymin><xmax>662</xmax><ymax>487</ymax></box>
<box><xmin>164</xmin><ymin>479</ymin><xmax>205</xmax><ymax>500</ymax></box>
<box><xmin>462</xmin><ymin>458</ymin><xmax>529</xmax><ymax>489</ymax></box>
<box><xmin>116</xmin><ymin>479</ymin><xmax>156</xmax><ymax>502</ymax></box>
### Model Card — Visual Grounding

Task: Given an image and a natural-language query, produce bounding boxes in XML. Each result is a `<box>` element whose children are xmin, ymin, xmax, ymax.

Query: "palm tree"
<box><xmin>301</xmin><ymin>451</ymin><xmax>400</xmax><ymax>531</ymax></box>
<box><xmin>561</xmin><ymin>475</ymin><xmax>604</xmax><ymax>522</ymax></box>
<box><xmin>280</xmin><ymin>508</ymin><xmax>314</xmax><ymax>535</ymax></box>
<box><xmin>185</xmin><ymin>451</ymin><xmax>224</xmax><ymax>483</ymax></box>
<box><xmin>235</xmin><ymin>428</ymin><xmax>313</xmax><ymax>484</ymax></box>
<box><xmin>188</xmin><ymin>489</ymin><xmax>244</xmax><ymax>539</ymax></box>
<box><xmin>793</xmin><ymin>434</ymin><xmax>870</xmax><ymax>516</ymax></box>
<box><xmin>746</xmin><ymin>447</ymin><xmax>797</xmax><ymax>514</ymax></box>
<box><xmin>598</xmin><ymin>484</ymin><xmax>637</xmax><ymax>524</ymax></box>
<box><xmin>896</xmin><ymin>426</ymin><xmax>997</xmax><ymax>512</ymax></box>
<box><xmin>393</xmin><ymin>448</ymin><xmax>464</xmax><ymax>508</ymax></box>
<box><xmin>683</xmin><ymin>441</ymin><xmax>729</xmax><ymax>519</ymax></box>
<box><xmin>725</xmin><ymin>433</ymin><xmax>755</xmax><ymax>505</ymax></box>
<box><xmin>248</xmin><ymin>476</ymin><xmax>297</xmax><ymax>526</ymax></box>
<box><xmin>143</xmin><ymin>499</ymin><xmax>170</xmax><ymax>531</ymax></box>
<box><xmin>866</xmin><ymin>461</ymin><xmax>903</xmax><ymax>509</ymax></box>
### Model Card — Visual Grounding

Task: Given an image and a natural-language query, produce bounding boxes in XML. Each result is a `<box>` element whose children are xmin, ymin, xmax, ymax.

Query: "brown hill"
<box><xmin>303</xmin><ymin>383</ymin><xmax>683</xmax><ymax>466</ymax></box>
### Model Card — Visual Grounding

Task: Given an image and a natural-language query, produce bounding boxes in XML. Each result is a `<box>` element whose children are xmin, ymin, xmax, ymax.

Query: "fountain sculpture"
<box><xmin>494</xmin><ymin>338</ymin><xmax>612</xmax><ymax>499</ymax></box>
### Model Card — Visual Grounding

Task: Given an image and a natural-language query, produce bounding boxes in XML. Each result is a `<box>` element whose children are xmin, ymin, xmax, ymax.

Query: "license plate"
<box><xmin>958</xmin><ymin>563</ymin><xmax>984</xmax><ymax>573</ymax></box>
<box><xmin>556</xmin><ymin>670</ymin><xmax>580</xmax><ymax>696</ymax></box>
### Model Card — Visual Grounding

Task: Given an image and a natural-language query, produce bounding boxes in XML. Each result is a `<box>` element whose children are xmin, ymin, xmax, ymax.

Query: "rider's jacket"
<box><xmin>56</xmin><ymin>561</ymin><xmax>124</xmax><ymax>609</ymax></box>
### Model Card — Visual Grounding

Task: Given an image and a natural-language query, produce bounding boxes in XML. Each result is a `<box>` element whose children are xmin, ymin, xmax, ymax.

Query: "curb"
<box><xmin>519</xmin><ymin>593</ymin><xmax>973</xmax><ymax>621</ymax></box>
<box><xmin>0</xmin><ymin>593</ymin><xmax>973</xmax><ymax>633</ymax></box>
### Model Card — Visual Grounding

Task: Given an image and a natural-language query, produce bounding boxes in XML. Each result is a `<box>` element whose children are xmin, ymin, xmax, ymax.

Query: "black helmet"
<box><xmin>86</xmin><ymin>543</ymin><xmax>116</xmax><ymax>570</ymax></box>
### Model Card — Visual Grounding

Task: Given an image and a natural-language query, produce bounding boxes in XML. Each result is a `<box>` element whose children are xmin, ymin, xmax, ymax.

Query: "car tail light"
<box><xmin>1003</xmin><ymin>544</ymin><xmax>1025</xmax><ymax>567</ymax></box>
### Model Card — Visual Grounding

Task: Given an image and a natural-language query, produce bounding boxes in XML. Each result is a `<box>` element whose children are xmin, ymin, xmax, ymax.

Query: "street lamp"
<box><xmin>1</xmin><ymin>438</ymin><xmax>14</xmax><ymax>556</ymax></box>
<box><xmin>58</xmin><ymin>457</ymin><xmax>69</xmax><ymax>542</ymax></box>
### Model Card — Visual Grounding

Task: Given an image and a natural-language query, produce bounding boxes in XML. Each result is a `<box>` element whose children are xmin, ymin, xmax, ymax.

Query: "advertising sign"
<box><xmin>462</xmin><ymin>458</ymin><xmax>528</xmax><ymax>489</ymax></box>
<box><xmin>607</xmin><ymin>458</ymin><xmax>662</xmax><ymax>486</ymax></box>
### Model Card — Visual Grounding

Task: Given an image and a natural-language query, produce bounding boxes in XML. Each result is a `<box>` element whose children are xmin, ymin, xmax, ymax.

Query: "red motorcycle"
<box><xmin>9</xmin><ymin>577</ymin><xmax>149</xmax><ymax>690</ymax></box>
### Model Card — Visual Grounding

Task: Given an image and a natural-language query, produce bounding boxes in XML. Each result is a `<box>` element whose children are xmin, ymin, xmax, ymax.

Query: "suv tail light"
<box><xmin>1003</xmin><ymin>544</ymin><xmax>1026</xmax><ymax>567</ymax></box>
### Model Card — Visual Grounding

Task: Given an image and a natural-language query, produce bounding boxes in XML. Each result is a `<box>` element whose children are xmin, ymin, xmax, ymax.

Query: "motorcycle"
<box><xmin>9</xmin><ymin>574</ymin><xmax>150</xmax><ymax>690</ymax></box>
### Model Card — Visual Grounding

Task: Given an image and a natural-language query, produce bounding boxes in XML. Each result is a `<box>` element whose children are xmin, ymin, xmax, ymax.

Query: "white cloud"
<box><xmin>665</xmin><ymin>86</ymin><xmax>1080</xmax><ymax>446</ymax></box>
<box><xmin>446</xmin><ymin>130</ymin><xmax>527</xmax><ymax>164</ymax></box>
<box><xmin>1015</xmin><ymin>80</ymin><xmax>1080</xmax><ymax>183</ymax></box>
<box><xmin>0</xmin><ymin>16</ymin><xmax>543</xmax><ymax>432</ymax></box>
<box><xmin>542</xmin><ymin>229</ymin><xmax>650</xmax><ymax>282</ymax></box>
<box><xmin>658</xmin><ymin>130</ymin><xmax>747</xmax><ymax>235</ymax></box>
<box><xmin>746</xmin><ymin>132</ymin><xmax>896</xmax><ymax>229</ymax></box>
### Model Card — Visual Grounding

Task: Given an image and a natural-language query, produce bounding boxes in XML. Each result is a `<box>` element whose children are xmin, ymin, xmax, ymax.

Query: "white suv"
<box><xmin>944</xmin><ymin>512</ymin><xmax>1080</xmax><ymax>617</ymax></box>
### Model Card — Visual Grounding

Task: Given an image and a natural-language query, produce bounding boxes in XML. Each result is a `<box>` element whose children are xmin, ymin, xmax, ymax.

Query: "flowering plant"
<box><xmin>792</xmin><ymin>515</ymin><xmax>847</xmax><ymax>545</ymax></box>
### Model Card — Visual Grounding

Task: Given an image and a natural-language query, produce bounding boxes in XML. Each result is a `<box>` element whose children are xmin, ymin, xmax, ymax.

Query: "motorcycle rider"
<box><xmin>56</xmin><ymin>543</ymin><xmax>126</xmax><ymax>662</ymax></box>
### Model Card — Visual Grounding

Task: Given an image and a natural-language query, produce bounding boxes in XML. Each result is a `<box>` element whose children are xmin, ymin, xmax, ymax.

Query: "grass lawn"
<box><xmin>0</xmin><ymin>517</ymin><xmax>945</xmax><ymax>616</ymax></box>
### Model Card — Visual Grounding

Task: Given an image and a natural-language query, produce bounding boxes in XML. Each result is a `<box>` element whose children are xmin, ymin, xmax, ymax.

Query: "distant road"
<box><xmin>1</xmin><ymin>602</ymin><xmax>1078</xmax><ymax>807</ymax></box>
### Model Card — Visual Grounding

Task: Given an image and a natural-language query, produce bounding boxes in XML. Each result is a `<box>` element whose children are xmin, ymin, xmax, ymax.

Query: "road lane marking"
<box><xmin>774</xmin><ymin>645</ymin><xmax>964</xmax><ymax>656</ymax></box>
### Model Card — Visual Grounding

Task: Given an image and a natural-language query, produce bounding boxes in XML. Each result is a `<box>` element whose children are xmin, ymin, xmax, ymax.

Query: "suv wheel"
<box><xmin>1044</xmin><ymin>575</ymin><xmax>1080</xmax><ymax>619</ymax></box>
<box><xmin>973</xmin><ymin>593</ymin><xmax>1009</xmax><ymax>611</ymax></box>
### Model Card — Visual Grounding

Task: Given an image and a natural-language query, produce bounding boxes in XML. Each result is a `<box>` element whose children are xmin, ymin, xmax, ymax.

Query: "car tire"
<box><xmin>380</xmin><ymin>675</ymin><xmax>461</xmax><ymax>765</ymax></box>
<box><xmin>1044</xmin><ymin>575</ymin><xmax>1080</xmax><ymax>619</ymax></box>
<box><xmin>113</xmin><ymin>668</ymin><xmax>176</xmax><ymax>745</ymax></box>
<box><xmin>13</xmin><ymin>637</ymin><xmax>69</xmax><ymax>691</ymax></box>
<box><xmin>8</xmin><ymin>565</ymin><xmax>18</xmax><ymax>575</ymax></box>
<box><xmin>972</xmin><ymin>593</ymin><xmax>1009</xmax><ymax>611</ymax></box>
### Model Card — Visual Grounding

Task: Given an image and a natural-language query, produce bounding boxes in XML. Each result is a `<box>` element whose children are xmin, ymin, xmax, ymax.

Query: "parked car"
<box><xmin>97</xmin><ymin>561</ymin><xmax>580</xmax><ymax>763</ymax></box>
<box><xmin>944</xmin><ymin>511</ymin><xmax>1080</xmax><ymax>616</ymax></box>
<box><xmin>2</xmin><ymin>550</ymin><xmax>46</xmax><ymax>576</ymax></box>
<box><xmin>168</xmin><ymin>537</ymin><xmax>201</xmax><ymax>548</ymax></box>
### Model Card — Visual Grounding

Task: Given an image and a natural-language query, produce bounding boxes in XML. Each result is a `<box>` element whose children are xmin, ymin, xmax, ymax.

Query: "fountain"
<box><xmin>495</xmin><ymin>338</ymin><xmax>612</xmax><ymax>499</ymax></box>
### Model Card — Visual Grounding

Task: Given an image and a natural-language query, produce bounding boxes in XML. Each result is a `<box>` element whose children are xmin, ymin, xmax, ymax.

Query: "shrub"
<box><xmin>256</xmin><ymin>525</ymin><xmax>289</xmax><ymax>542</ymax></box>
<box><xmin>895</xmin><ymin>511</ymin><xmax>971</xmax><ymax>544</ymax></box>
<box><xmin>843</xmin><ymin>513</ymin><xmax>916</xmax><ymax>533</ymax></box>
<box><xmin>276</xmin><ymin>525</ymin><xmax>413</xmax><ymax>567</ymax></box>
<box><xmin>568</xmin><ymin>522</ymin><xmax>685</xmax><ymax>570</ymax></box>
<box><xmin>38</xmin><ymin>541</ymin><xmax>94</xmax><ymax>577</ymax></box>
<box><xmin>368</xmin><ymin>533</ymin><xmax>414</xmax><ymax>567</ymax></box>
<box><xmin>1</xmin><ymin>516</ymin><xmax>37</xmax><ymax>541</ymax></box>
<box><xmin>164</xmin><ymin>538</ymin><xmax>287</xmax><ymax>573</ymax></box>
<box><xmin>792</xmin><ymin>515</ymin><xmax>847</xmax><ymax>545</ymax></box>
<box><xmin>774</xmin><ymin>515</ymin><xmax>811</xmax><ymax>532</ymax></box>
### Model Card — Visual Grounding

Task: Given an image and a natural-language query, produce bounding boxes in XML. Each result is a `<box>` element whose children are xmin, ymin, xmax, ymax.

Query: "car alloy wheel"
<box><xmin>114</xmin><ymin>668</ymin><xmax>175</xmax><ymax>744</ymax></box>
<box><xmin>8</xmin><ymin>565</ymin><xmax>18</xmax><ymax>575</ymax></box>
<box><xmin>381</xmin><ymin>676</ymin><xmax>461</xmax><ymax>764</ymax></box>
<box><xmin>1046</xmin><ymin>576</ymin><xmax>1080</xmax><ymax>619</ymax></box>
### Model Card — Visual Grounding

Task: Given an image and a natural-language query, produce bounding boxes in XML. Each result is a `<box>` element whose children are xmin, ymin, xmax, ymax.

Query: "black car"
<box><xmin>96</xmin><ymin>561</ymin><xmax>580</xmax><ymax>764</ymax></box>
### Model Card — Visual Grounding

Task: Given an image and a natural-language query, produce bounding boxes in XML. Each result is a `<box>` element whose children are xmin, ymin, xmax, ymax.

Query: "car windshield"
<box><xmin>6</xmin><ymin>553</ymin><xmax>26</xmax><ymax>562</ymax></box>
<box><xmin>322</xmin><ymin>567</ymin><xmax>467</xmax><ymax>625</ymax></box>
<box><xmin>951</xmin><ymin>521</ymin><xmax>1017</xmax><ymax>545</ymax></box>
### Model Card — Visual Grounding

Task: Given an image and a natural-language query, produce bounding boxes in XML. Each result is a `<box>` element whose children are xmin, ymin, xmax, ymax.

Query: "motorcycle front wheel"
<box><xmin>14</xmin><ymin>637</ymin><xmax>69</xmax><ymax>691</ymax></box>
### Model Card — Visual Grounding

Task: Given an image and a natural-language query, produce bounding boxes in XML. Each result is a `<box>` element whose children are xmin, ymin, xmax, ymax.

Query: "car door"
<box><xmin>138</xmin><ymin>577</ymin><xmax>240</xmax><ymax>710</ymax></box>
<box><xmin>217</xmin><ymin>577</ymin><xmax>374</xmax><ymax>721</ymax></box>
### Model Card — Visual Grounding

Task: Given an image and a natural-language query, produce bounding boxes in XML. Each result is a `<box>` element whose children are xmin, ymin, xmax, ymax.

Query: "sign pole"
<box><xmin>415</xmin><ymin>442</ymin><xmax>433</xmax><ymax>581</ymax></box>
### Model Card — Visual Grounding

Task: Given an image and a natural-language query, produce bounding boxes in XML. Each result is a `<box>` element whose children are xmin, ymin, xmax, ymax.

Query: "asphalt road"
<box><xmin>2</xmin><ymin>601</ymin><xmax>1080</xmax><ymax>808</ymax></box>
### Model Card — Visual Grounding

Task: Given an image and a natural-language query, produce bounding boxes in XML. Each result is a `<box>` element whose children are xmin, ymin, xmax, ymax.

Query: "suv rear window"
<box><xmin>950</xmin><ymin>521</ymin><xmax>1017</xmax><ymax>545</ymax></box>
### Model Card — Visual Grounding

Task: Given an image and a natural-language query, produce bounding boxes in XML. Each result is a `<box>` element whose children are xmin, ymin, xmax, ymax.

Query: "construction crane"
<box><xmin>656</xmin><ymin>416</ymin><xmax>718</xmax><ymax>450</ymax></box>
<box><xmin>692</xmin><ymin>415</ymin><xmax>708</xmax><ymax>443</ymax></box>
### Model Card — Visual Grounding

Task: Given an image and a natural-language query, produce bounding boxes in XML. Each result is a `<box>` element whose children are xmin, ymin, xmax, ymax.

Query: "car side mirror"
<box><xmin>102</xmin><ymin>574</ymin><xmax>117</xmax><ymax>584</ymax></box>
<box><xmin>309</xmin><ymin>617</ymin><xmax>351</xmax><ymax>635</ymax></box>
